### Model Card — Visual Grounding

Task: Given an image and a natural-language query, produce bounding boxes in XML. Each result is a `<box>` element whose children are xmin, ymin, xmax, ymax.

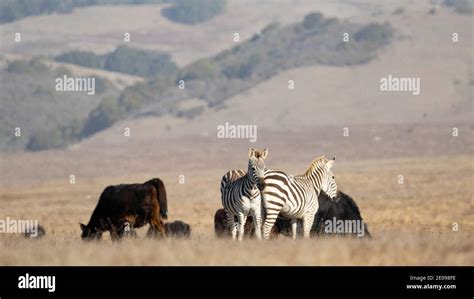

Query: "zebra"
<box><xmin>220</xmin><ymin>148</ymin><xmax>268</xmax><ymax>241</ymax></box>
<box><xmin>259</xmin><ymin>156</ymin><xmax>338</xmax><ymax>240</ymax></box>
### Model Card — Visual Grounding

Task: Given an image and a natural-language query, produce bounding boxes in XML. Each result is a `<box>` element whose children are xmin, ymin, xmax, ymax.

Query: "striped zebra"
<box><xmin>220</xmin><ymin>148</ymin><xmax>268</xmax><ymax>241</ymax></box>
<box><xmin>259</xmin><ymin>156</ymin><xmax>338</xmax><ymax>239</ymax></box>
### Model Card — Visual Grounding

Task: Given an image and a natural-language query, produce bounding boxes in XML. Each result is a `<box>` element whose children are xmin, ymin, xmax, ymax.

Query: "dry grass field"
<box><xmin>0</xmin><ymin>154</ymin><xmax>472</xmax><ymax>266</ymax></box>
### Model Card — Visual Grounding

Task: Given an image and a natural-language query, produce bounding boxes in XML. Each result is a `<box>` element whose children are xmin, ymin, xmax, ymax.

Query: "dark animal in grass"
<box><xmin>214</xmin><ymin>208</ymin><xmax>255</xmax><ymax>238</ymax></box>
<box><xmin>80</xmin><ymin>178</ymin><xmax>168</xmax><ymax>241</ymax></box>
<box><xmin>312</xmin><ymin>191</ymin><xmax>371</xmax><ymax>237</ymax></box>
<box><xmin>214</xmin><ymin>208</ymin><xmax>279</xmax><ymax>238</ymax></box>
<box><xmin>266</xmin><ymin>191</ymin><xmax>370</xmax><ymax>238</ymax></box>
<box><xmin>22</xmin><ymin>224</ymin><xmax>46</xmax><ymax>239</ymax></box>
<box><xmin>214</xmin><ymin>190</ymin><xmax>370</xmax><ymax>238</ymax></box>
<box><xmin>147</xmin><ymin>220</ymin><xmax>191</xmax><ymax>239</ymax></box>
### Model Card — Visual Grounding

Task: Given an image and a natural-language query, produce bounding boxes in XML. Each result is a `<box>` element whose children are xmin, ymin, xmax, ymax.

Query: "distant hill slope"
<box><xmin>0</xmin><ymin>0</ymin><xmax>167</xmax><ymax>24</ymax></box>
<box><xmin>0</xmin><ymin>0</ymin><xmax>229</xmax><ymax>25</ymax></box>
<box><xmin>0</xmin><ymin>0</ymin><xmax>472</xmax><ymax>153</ymax></box>
<box><xmin>0</xmin><ymin>11</ymin><xmax>394</xmax><ymax>151</ymax></box>
<box><xmin>0</xmin><ymin>59</ymin><xmax>119</xmax><ymax>151</ymax></box>
<box><xmin>74</xmin><ymin>13</ymin><xmax>393</xmax><ymax>147</ymax></box>
<box><xmin>0</xmin><ymin>0</ymin><xmax>363</xmax><ymax>66</ymax></box>
<box><xmin>78</xmin><ymin>1</ymin><xmax>472</xmax><ymax>147</ymax></box>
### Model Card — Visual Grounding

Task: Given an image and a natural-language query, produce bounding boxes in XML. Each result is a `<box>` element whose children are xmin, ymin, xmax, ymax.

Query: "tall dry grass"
<box><xmin>0</xmin><ymin>155</ymin><xmax>473</xmax><ymax>265</ymax></box>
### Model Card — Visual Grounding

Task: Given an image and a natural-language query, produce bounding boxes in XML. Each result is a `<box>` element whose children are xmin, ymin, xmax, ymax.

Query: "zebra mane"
<box><xmin>304</xmin><ymin>156</ymin><xmax>329</xmax><ymax>176</ymax></box>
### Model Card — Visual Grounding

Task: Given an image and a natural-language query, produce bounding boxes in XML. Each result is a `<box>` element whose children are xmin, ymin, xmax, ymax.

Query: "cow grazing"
<box><xmin>214</xmin><ymin>190</ymin><xmax>370</xmax><ymax>238</ymax></box>
<box><xmin>80</xmin><ymin>178</ymin><xmax>168</xmax><ymax>241</ymax></box>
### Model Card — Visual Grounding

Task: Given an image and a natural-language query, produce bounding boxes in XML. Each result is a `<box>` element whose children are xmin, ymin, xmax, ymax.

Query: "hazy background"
<box><xmin>0</xmin><ymin>0</ymin><xmax>472</xmax><ymax>265</ymax></box>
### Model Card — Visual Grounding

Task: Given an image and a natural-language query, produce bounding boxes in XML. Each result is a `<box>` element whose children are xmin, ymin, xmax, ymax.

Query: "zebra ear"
<box><xmin>261</xmin><ymin>148</ymin><xmax>268</xmax><ymax>159</ymax></box>
<box><xmin>326</xmin><ymin>159</ymin><xmax>335</xmax><ymax>170</ymax></box>
<box><xmin>248</xmin><ymin>148</ymin><xmax>255</xmax><ymax>158</ymax></box>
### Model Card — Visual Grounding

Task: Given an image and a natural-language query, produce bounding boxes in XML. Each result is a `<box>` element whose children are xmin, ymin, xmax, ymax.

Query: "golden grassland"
<box><xmin>0</xmin><ymin>155</ymin><xmax>473</xmax><ymax>266</ymax></box>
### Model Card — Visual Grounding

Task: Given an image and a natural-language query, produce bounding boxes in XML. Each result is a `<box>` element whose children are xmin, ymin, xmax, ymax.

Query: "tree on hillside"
<box><xmin>55</xmin><ymin>51</ymin><xmax>104</xmax><ymax>69</ymax></box>
<box><xmin>104</xmin><ymin>46</ymin><xmax>177</xmax><ymax>77</ymax></box>
<box><xmin>162</xmin><ymin>0</ymin><xmax>226</xmax><ymax>24</ymax></box>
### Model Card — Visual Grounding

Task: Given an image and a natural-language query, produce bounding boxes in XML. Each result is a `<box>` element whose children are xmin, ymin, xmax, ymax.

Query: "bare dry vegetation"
<box><xmin>0</xmin><ymin>155</ymin><xmax>472</xmax><ymax>266</ymax></box>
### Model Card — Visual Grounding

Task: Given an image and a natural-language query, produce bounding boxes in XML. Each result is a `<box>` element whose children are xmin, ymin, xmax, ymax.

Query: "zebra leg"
<box><xmin>262</xmin><ymin>209</ymin><xmax>280</xmax><ymax>240</ymax></box>
<box><xmin>252</xmin><ymin>209</ymin><xmax>263</xmax><ymax>240</ymax></box>
<box><xmin>226</xmin><ymin>211</ymin><xmax>237</xmax><ymax>241</ymax></box>
<box><xmin>237</xmin><ymin>213</ymin><xmax>247</xmax><ymax>241</ymax></box>
<box><xmin>302</xmin><ymin>212</ymin><xmax>316</xmax><ymax>239</ymax></box>
<box><xmin>291</xmin><ymin>219</ymin><xmax>298</xmax><ymax>240</ymax></box>
<box><xmin>262</xmin><ymin>193</ymin><xmax>284</xmax><ymax>240</ymax></box>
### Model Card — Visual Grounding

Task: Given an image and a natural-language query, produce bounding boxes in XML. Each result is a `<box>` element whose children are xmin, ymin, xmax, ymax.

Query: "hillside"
<box><xmin>1</xmin><ymin>10</ymin><xmax>395</xmax><ymax>151</ymax></box>
<box><xmin>78</xmin><ymin>1</ymin><xmax>472</xmax><ymax>144</ymax></box>
<box><xmin>0</xmin><ymin>0</ymin><xmax>365</xmax><ymax>65</ymax></box>
<box><xmin>0</xmin><ymin>0</ymin><xmax>472</xmax><ymax>154</ymax></box>
<box><xmin>0</xmin><ymin>59</ymin><xmax>119</xmax><ymax>151</ymax></box>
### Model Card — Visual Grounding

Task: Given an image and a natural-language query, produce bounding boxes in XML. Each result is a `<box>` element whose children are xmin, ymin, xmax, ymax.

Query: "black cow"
<box><xmin>312</xmin><ymin>191</ymin><xmax>371</xmax><ymax>237</ymax></box>
<box><xmin>80</xmin><ymin>178</ymin><xmax>168</xmax><ymax>241</ymax></box>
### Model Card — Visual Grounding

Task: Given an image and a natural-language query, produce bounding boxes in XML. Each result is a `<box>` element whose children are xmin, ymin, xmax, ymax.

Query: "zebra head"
<box><xmin>320</xmin><ymin>156</ymin><xmax>338</xmax><ymax>199</ymax></box>
<box><xmin>247</xmin><ymin>148</ymin><xmax>268</xmax><ymax>187</ymax></box>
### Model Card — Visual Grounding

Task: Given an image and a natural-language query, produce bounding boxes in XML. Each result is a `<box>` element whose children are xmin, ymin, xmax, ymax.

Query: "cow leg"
<box><xmin>237</xmin><ymin>212</ymin><xmax>247</xmax><ymax>242</ymax></box>
<box><xmin>110</xmin><ymin>227</ymin><xmax>123</xmax><ymax>241</ymax></box>
<box><xmin>105</xmin><ymin>218</ymin><xmax>123</xmax><ymax>242</ymax></box>
<box><xmin>148</xmin><ymin>200</ymin><xmax>166</xmax><ymax>238</ymax></box>
<box><xmin>148</xmin><ymin>217</ymin><xmax>165</xmax><ymax>238</ymax></box>
<box><xmin>125</xmin><ymin>229</ymin><xmax>137</xmax><ymax>238</ymax></box>
<box><xmin>123</xmin><ymin>222</ymin><xmax>137</xmax><ymax>238</ymax></box>
<box><xmin>225</xmin><ymin>211</ymin><xmax>237</xmax><ymax>241</ymax></box>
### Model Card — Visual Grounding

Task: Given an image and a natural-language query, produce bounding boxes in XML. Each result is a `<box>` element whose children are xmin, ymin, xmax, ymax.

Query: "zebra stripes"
<box><xmin>220</xmin><ymin>148</ymin><xmax>268</xmax><ymax>241</ymax></box>
<box><xmin>259</xmin><ymin>156</ymin><xmax>338</xmax><ymax>239</ymax></box>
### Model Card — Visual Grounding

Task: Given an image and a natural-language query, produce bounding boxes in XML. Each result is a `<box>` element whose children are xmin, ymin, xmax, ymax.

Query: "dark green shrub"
<box><xmin>303</xmin><ymin>12</ymin><xmax>324</xmax><ymax>30</ymax></box>
<box><xmin>81</xmin><ymin>96</ymin><xmax>124</xmax><ymax>136</ymax></box>
<box><xmin>104</xmin><ymin>46</ymin><xmax>177</xmax><ymax>77</ymax></box>
<box><xmin>180</xmin><ymin>59</ymin><xmax>218</xmax><ymax>81</ymax></box>
<box><xmin>223</xmin><ymin>54</ymin><xmax>262</xmax><ymax>79</ymax></box>
<box><xmin>7</xmin><ymin>59</ymin><xmax>48</xmax><ymax>74</ymax></box>
<box><xmin>55</xmin><ymin>50</ymin><xmax>104</xmax><ymax>68</ymax></box>
<box><xmin>26</xmin><ymin>128</ymin><xmax>65</xmax><ymax>151</ymax></box>
<box><xmin>354</xmin><ymin>22</ymin><xmax>394</xmax><ymax>44</ymax></box>
<box><xmin>444</xmin><ymin>0</ymin><xmax>473</xmax><ymax>14</ymax></box>
<box><xmin>162</xmin><ymin>0</ymin><xmax>226</xmax><ymax>24</ymax></box>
